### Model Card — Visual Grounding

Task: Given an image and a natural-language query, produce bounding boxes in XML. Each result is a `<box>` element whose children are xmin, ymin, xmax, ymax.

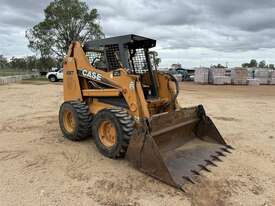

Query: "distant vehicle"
<box><xmin>46</xmin><ymin>69</ymin><xmax>63</xmax><ymax>82</ymax></box>
<box><xmin>168</xmin><ymin>68</ymin><xmax>194</xmax><ymax>81</ymax></box>
<box><xmin>51</xmin><ymin>67</ymin><xmax>59</xmax><ymax>72</ymax></box>
<box><xmin>175</xmin><ymin>68</ymin><xmax>189</xmax><ymax>81</ymax></box>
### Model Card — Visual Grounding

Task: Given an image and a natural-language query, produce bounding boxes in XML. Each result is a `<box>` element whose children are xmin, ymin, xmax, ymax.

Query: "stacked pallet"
<box><xmin>194</xmin><ymin>68</ymin><xmax>209</xmax><ymax>84</ymax></box>
<box><xmin>209</xmin><ymin>68</ymin><xmax>231</xmax><ymax>85</ymax></box>
<box><xmin>223</xmin><ymin>76</ymin><xmax>232</xmax><ymax>84</ymax></box>
<box><xmin>255</xmin><ymin>69</ymin><xmax>269</xmax><ymax>85</ymax></box>
<box><xmin>270</xmin><ymin>70</ymin><xmax>275</xmax><ymax>85</ymax></box>
<box><xmin>212</xmin><ymin>76</ymin><xmax>231</xmax><ymax>85</ymax></box>
<box><xmin>209</xmin><ymin>68</ymin><xmax>225</xmax><ymax>83</ymax></box>
<box><xmin>248</xmin><ymin>79</ymin><xmax>260</xmax><ymax>86</ymax></box>
<box><xmin>231</xmin><ymin>68</ymin><xmax>248</xmax><ymax>85</ymax></box>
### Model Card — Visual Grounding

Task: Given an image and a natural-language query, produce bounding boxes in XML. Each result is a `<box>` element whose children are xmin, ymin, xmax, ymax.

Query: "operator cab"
<box><xmin>83</xmin><ymin>34</ymin><xmax>159</xmax><ymax>97</ymax></box>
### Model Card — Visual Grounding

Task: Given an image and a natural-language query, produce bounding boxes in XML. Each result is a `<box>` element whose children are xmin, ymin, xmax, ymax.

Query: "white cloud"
<box><xmin>0</xmin><ymin>0</ymin><xmax>275</xmax><ymax>67</ymax></box>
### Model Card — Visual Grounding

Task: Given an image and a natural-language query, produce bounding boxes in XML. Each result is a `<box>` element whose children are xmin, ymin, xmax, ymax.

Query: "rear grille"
<box><xmin>105</xmin><ymin>44</ymin><xmax>121</xmax><ymax>70</ymax></box>
<box><xmin>129</xmin><ymin>48</ymin><xmax>148</xmax><ymax>74</ymax></box>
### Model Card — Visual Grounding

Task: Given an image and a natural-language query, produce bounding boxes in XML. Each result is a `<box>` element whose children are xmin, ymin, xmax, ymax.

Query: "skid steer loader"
<box><xmin>59</xmin><ymin>34</ymin><xmax>233</xmax><ymax>189</ymax></box>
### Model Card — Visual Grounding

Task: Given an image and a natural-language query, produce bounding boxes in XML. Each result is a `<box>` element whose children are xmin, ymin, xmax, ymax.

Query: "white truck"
<box><xmin>46</xmin><ymin>69</ymin><xmax>63</xmax><ymax>82</ymax></box>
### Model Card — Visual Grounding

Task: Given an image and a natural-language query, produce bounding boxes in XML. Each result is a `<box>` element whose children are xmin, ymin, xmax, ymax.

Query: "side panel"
<box><xmin>156</xmin><ymin>72</ymin><xmax>180</xmax><ymax>110</ymax></box>
<box><xmin>63</xmin><ymin>57</ymin><xmax>83</xmax><ymax>101</ymax></box>
<box><xmin>82</xmin><ymin>89</ymin><xmax>121</xmax><ymax>97</ymax></box>
<box><xmin>142</xmin><ymin>71</ymin><xmax>179</xmax><ymax>112</ymax></box>
<box><xmin>88</xmin><ymin>99</ymin><xmax>113</xmax><ymax>114</ymax></box>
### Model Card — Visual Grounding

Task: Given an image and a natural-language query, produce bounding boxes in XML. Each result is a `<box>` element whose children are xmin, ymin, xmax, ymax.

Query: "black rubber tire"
<box><xmin>59</xmin><ymin>101</ymin><xmax>92</xmax><ymax>141</ymax></box>
<box><xmin>49</xmin><ymin>75</ymin><xmax>57</xmax><ymax>82</ymax></box>
<box><xmin>92</xmin><ymin>107</ymin><xmax>134</xmax><ymax>158</ymax></box>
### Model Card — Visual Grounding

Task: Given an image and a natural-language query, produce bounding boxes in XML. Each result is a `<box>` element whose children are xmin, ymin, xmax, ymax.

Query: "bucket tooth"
<box><xmin>211</xmin><ymin>155</ymin><xmax>223</xmax><ymax>162</ymax></box>
<box><xmin>191</xmin><ymin>170</ymin><xmax>200</xmax><ymax>176</ymax></box>
<box><xmin>180</xmin><ymin>187</ymin><xmax>186</xmax><ymax>193</ymax></box>
<box><xmin>205</xmin><ymin>159</ymin><xmax>217</xmax><ymax>167</ymax></box>
<box><xmin>199</xmin><ymin>164</ymin><xmax>211</xmax><ymax>172</ymax></box>
<box><xmin>216</xmin><ymin>151</ymin><xmax>226</xmax><ymax>157</ymax></box>
<box><xmin>226</xmin><ymin>144</ymin><xmax>234</xmax><ymax>150</ymax></box>
<box><xmin>221</xmin><ymin>147</ymin><xmax>231</xmax><ymax>153</ymax></box>
<box><xmin>182</xmin><ymin>176</ymin><xmax>195</xmax><ymax>184</ymax></box>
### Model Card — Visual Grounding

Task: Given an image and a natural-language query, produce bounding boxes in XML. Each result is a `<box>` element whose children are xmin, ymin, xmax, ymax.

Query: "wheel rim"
<box><xmin>50</xmin><ymin>77</ymin><xmax>55</xmax><ymax>81</ymax></box>
<box><xmin>98</xmin><ymin>120</ymin><xmax>116</xmax><ymax>148</ymax></box>
<box><xmin>63</xmin><ymin>110</ymin><xmax>75</xmax><ymax>133</ymax></box>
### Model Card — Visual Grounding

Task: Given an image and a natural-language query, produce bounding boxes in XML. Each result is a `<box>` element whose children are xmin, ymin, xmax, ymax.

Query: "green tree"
<box><xmin>37</xmin><ymin>56</ymin><xmax>60</xmax><ymax>72</ymax></box>
<box><xmin>249</xmin><ymin>59</ymin><xmax>257</xmax><ymax>67</ymax></box>
<box><xmin>25</xmin><ymin>56</ymin><xmax>37</xmax><ymax>70</ymax></box>
<box><xmin>9</xmin><ymin>57</ymin><xmax>27</xmax><ymax>70</ymax></box>
<box><xmin>212</xmin><ymin>63</ymin><xmax>226</xmax><ymax>68</ymax></box>
<box><xmin>258</xmin><ymin>60</ymin><xmax>266</xmax><ymax>68</ymax></box>
<box><xmin>149</xmin><ymin>51</ymin><xmax>161</xmax><ymax>67</ymax></box>
<box><xmin>242</xmin><ymin>63</ymin><xmax>250</xmax><ymax>68</ymax></box>
<box><xmin>269</xmin><ymin>64</ymin><xmax>274</xmax><ymax>69</ymax></box>
<box><xmin>26</xmin><ymin>0</ymin><xmax>104</xmax><ymax>57</ymax></box>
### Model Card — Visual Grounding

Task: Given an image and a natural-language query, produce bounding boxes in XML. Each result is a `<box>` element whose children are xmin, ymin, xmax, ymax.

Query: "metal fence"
<box><xmin>0</xmin><ymin>73</ymin><xmax>39</xmax><ymax>85</ymax></box>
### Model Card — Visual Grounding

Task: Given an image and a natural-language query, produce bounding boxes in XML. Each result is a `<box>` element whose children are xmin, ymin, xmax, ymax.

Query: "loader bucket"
<box><xmin>126</xmin><ymin>105</ymin><xmax>233</xmax><ymax>189</ymax></box>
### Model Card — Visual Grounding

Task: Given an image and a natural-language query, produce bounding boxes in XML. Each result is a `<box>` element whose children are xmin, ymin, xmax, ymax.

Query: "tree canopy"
<box><xmin>26</xmin><ymin>0</ymin><xmax>104</xmax><ymax>58</ymax></box>
<box><xmin>0</xmin><ymin>54</ymin><xmax>58</xmax><ymax>71</ymax></box>
<box><xmin>149</xmin><ymin>51</ymin><xmax>161</xmax><ymax>67</ymax></box>
<box><xmin>258</xmin><ymin>60</ymin><xmax>266</xmax><ymax>68</ymax></box>
<box><xmin>249</xmin><ymin>59</ymin><xmax>257</xmax><ymax>67</ymax></box>
<box><xmin>241</xmin><ymin>59</ymin><xmax>275</xmax><ymax>69</ymax></box>
<box><xmin>211</xmin><ymin>63</ymin><xmax>226</xmax><ymax>68</ymax></box>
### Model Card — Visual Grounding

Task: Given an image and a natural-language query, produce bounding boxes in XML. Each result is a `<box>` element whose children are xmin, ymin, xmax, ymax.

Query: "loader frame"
<box><xmin>60</xmin><ymin>34</ymin><xmax>233</xmax><ymax>190</ymax></box>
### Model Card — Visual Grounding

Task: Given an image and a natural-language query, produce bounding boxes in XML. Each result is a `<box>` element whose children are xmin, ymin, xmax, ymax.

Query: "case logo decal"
<box><xmin>80</xmin><ymin>69</ymin><xmax>102</xmax><ymax>81</ymax></box>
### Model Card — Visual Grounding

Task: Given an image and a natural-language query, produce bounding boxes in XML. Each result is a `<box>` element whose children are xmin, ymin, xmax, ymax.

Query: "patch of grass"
<box><xmin>23</xmin><ymin>77</ymin><xmax>48</xmax><ymax>81</ymax></box>
<box><xmin>20</xmin><ymin>79</ymin><xmax>51</xmax><ymax>85</ymax></box>
<box><xmin>20</xmin><ymin>76</ymin><xmax>50</xmax><ymax>85</ymax></box>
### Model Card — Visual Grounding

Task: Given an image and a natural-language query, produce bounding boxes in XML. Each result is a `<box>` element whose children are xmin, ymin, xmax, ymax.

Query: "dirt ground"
<box><xmin>0</xmin><ymin>81</ymin><xmax>274</xmax><ymax>206</ymax></box>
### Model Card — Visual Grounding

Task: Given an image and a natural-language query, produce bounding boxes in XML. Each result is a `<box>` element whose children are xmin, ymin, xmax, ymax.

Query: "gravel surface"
<box><xmin>0</xmin><ymin>81</ymin><xmax>274</xmax><ymax>206</ymax></box>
